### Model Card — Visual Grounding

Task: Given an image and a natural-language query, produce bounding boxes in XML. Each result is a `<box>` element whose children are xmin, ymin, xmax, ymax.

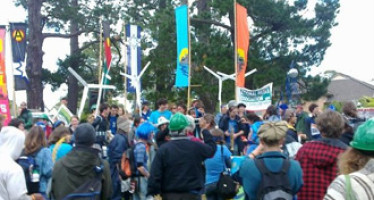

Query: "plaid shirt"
<box><xmin>295</xmin><ymin>138</ymin><xmax>347</xmax><ymax>200</ymax></box>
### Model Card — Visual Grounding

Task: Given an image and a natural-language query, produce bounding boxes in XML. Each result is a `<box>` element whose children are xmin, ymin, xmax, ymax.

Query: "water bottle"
<box><xmin>102</xmin><ymin>146</ymin><xmax>108</xmax><ymax>158</ymax></box>
<box><xmin>31</xmin><ymin>170</ymin><xmax>40</xmax><ymax>182</ymax></box>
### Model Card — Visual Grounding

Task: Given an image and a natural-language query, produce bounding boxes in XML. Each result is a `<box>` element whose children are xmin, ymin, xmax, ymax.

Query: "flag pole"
<box><xmin>234</xmin><ymin>0</ymin><xmax>238</xmax><ymax>101</ymax></box>
<box><xmin>187</xmin><ymin>1</ymin><xmax>192</xmax><ymax>109</ymax></box>
<box><xmin>95</xmin><ymin>17</ymin><xmax>103</xmax><ymax>116</ymax></box>
<box><xmin>123</xmin><ymin>23</ymin><xmax>128</xmax><ymax>115</ymax></box>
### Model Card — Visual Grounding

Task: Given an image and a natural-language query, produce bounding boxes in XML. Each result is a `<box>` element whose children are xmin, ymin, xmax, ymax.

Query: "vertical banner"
<box><xmin>236</xmin><ymin>3</ymin><xmax>250</xmax><ymax>87</ymax></box>
<box><xmin>175</xmin><ymin>5</ymin><xmax>189</xmax><ymax>87</ymax></box>
<box><xmin>0</xmin><ymin>26</ymin><xmax>12</xmax><ymax>125</ymax></box>
<box><xmin>126</xmin><ymin>24</ymin><xmax>142</xmax><ymax>93</ymax></box>
<box><xmin>102</xmin><ymin>21</ymin><xmax>112</xmax><ymax>71</ymax></box>
<box><xmin>236</xmin><ymin>83</ymin><xmax>273</xmax><ymax>112</ymax></box>
<box><xmin>10</xmin><ymin>23</ymin><xmax>28</xmax><ymax>91</ymax></box>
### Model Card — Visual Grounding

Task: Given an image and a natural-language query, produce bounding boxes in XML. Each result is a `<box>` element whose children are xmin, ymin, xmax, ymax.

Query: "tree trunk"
<box><xmin>26</xmin><ymin>0</ymin><xmax>44</xmax><ymax>110</ymax></box>
<box><xmin>67</xmin><ymin>0</ymin><xmax>79</xmax><ymax>114</ymax></box>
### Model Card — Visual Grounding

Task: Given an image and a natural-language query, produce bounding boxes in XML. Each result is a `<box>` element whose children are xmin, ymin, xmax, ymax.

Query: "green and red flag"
<box><xmin>103</xmin><ymin>21</ymin><xmax>112</xmax><ymax>72</ymax></box>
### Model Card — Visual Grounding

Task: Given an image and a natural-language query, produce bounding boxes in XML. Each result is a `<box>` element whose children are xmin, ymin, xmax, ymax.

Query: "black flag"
<box><xmin>9</xmin><ymin>23</ymin><xmax>27</xmax><ymax>62</ymax></box>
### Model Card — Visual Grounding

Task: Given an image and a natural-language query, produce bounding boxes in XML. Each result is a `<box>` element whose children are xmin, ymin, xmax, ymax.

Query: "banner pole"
<box><xmin>123</xmin><ymin>23</ymin><xmax>128</xmax><ymax>114</ymax></box>
<box><xmin>234</xmin><ymin>0</ymin><xmax>238</xmax><ymax>101</ymax></box>
<box><xmin>95</xmin><ymin>17</ymin><xmax>103</xmax><ymax>116</ymax></box>
<box><xmin>187</xmin><ymin>1</ymin><xmax>192</xmax><ymax>109</ymax></box>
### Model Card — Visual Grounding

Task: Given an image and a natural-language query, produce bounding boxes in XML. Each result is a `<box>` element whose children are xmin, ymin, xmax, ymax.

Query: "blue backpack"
<box><xmin>16</xmin><ymin>150</ymin><xmax>41</xmax><ymax>194</ymax></box>
<box><xmin>62</xmin><ymin>159</ymin><xmax>104</xmax><ymax>200</ymax></box>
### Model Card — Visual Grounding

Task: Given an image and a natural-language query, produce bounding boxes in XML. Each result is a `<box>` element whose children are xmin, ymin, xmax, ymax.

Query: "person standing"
<box><xmin>141</xmin><ymin>101</ymin><xmax>152</xmax><ymax>121</ymax></box>
<box><xmin>92</xmin><ymin>103</ymin><xmax>110</xmax><ymax>147</ymax></box>
<box><xmin>51</xmin><ymin>123</ymin><xmax>112</xmax><ymax>199</ymax></box>
<box><xmin>215</xmin><ymin>104</ymin><xmax>227</xmax><ymax>127</ymax></box>
<box><xmin>147</xmin><ymin>113</ymin><xmax>216</xmax><ymax>200</ymax></box>
<box><xmin>49</xmin><ymin>126</ymin><xmax>73</xmax><ymax>162</ymax></box>
<box><xmin>18</xmin><ymin>101</ymin><xmax>33</xmax><ymax>130</ymax></box>
<box><xmin>324</xmin><ymin>119</ymin><xmax>374</xmax><ymax>200</ymax></box>
<box><xmin>219</xmin><ymin>106</ymin><xmax>245</xmax><ymax>155</ymax></box>
<box><xmin>149</xmin><ymin>98</ymin><xmax>172</xmax><ymax>128</ymax></box>
<box><xmin>108</xmin><ymin>105</ymin><xmax>119</xmax><ymax>135</ymax></box>
<box><xmin>239</xmin><ymin>122</ymin><xmax>303</xmax><ymax>200</ymax></box>
<box><xmin>295</xmin><ymin>110</ymin><xmax>347</xmax><ymax>200</ymax></box>
<box><xmin>69</xmin><ymin>115</ymin><xmax>79</xmax><ymax>134</ymax></box>
<box><xmin>304</xmin><ymin>103</ymin><xmax>321</xmax><ymax>140</ymax></box>
<box><xmin>204</xmin><ymin>128</ymin><xmax>232</xmax><ymax>200</ymax></box>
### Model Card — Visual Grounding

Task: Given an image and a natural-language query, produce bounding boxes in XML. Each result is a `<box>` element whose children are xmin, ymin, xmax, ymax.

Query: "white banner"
<box><xmin>236</xmin><ymin>83</ymin><xmax>273</xmax><ymax>111</ymax></box>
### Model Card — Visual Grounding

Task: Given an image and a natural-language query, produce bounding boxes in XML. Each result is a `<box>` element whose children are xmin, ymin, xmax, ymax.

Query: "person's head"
<box><xmin>258</xmin><ymin>121</ymin><xmax>288</xmax><ymax>149</ymax></box>
<box><xmin>20</xmin><ymin>101</ymin><xmax>27</xmax><ymax>110</ymax></box>
<box><xmin>177</xmin><ymin>104</ymin><xmax>187</xmax><ymax>115</ymax></box>
<box><xmin>70</xmin><ymin>115</ymin><xmax>79</xmax><ymax>127</ymax></box>
<box><xmin>246</xmin><ymin>112</ymin><xmax>261</xmax><ymax>124</ymax></box>
<box><xmin>296</xmin><ymin>105</ymin><xmax>304</xmax><ymax>114</ymax></box>
<box><xmin>185</xmin><ymin>115</ymin><xmax>196</xmax><ymax>136</ymax></box>
<box><xmin>75</xmin><ymin>123</ymin><xmax>96</xmax><ymax>147</ymax></box>
<box><xmin>0</xmin><ymin>126</ymin><xmax>25</xmax><ymax>160</ymax></box>
<box><xmin>237</xmin><ymin>103</ymin><xmax>246</xmax><ymax>114</ymax></box>
<box><xmin>240</xmin><ymin>115</ymin><xmax>249</xmax><ymax>124</ymax></box>
<box><xmin>118</xmin><ymin>106</ymin><xmax>126</xmax><ymax>116</ymax></box>
<box><xmin>157</xmin><ymin>116</ymin><xmax>170</xmax><ymax>131</ymax></box>
<box><xmin>211</xmin><ymin>128</ymin><xmax>224</xmax><ymax>144</ymax></box>
<box><xmin>110</xmin><ymin>104</ymin><xmax>119</xmax><ymax>116</ymax></box>
<box><xmin>309</xmin><ymin>103</ymin><xmax>320</xmax><ymax>116</ymax></box>
<box><xmin>199</xmin><ymin>114</ymin><xmax>215</xmax><ymax>129</ymax></box>
<box><xmin>316</xmin><ymin>110</ymin><xmax>344</xmax><ymax>139</ymax></box>
<box><xmin>8</xmin><ymin>118</ymin><xmax>25</xmax><ymax>131</ymax></box>
<box><xmin>133</xmin><ymin>116</ymin><xmax>144</xmax><ymax>127</ymax></box>
<box><xmin>228</xmin><ymin>107</ymin><xmax>238</xmax><ymax>118</ymax></box>
<box><xmin>142</xmin><ymin>101</ymin><xmax>150</xmax><ymax>111</ymax></box>
<box><xmin>228</xmin><ymin>100</ymin><xmax>238</xmax><ymax>110</ymax></box>
<box><xmin>157</xmin><ymin>98</ymin><xmax>168</xmax><ymax>111</ymax></box>
<box><xmin>284</xmin><ymin>109</ymin><xmax>297</xmax><ymax>126</ymax></box>
<box><xmin>169</xmin><ymin>113</ymin><xmax>189</xmax><ymax>137</ymax></box>
<box><xmin>100</xmin><ymin>103</ymin><xmax>110</xmax><ymax>117</ymax></box>
<box><xmin>117</xmin><ymin>116</ymin><xmax>132</xmax><ymax>134</ymax></box>
<box><xmin>170</xmin><ymin>104</ymin><xmax>178</xmax><ymax>114</ymax></box>
<box><xmin>53</xmin><ymin>120</ymin><xmax>65</xmax><ymax>130</ymax></box>
<box><xmin>61</xmin><ymin>97</ymin><xmax>68</xmax><ymax>106</ymax></box>
<box><xmin>338</xmin><ymin>120</ymin><xmax>374</xmax><ymax>174</ymax></box>
<box><xmin>342</xmin><ymin>101</ymin><xmax>358</xmax><ymax>118</ymax></box>
<box><xmin>136</xmin><ymin>122</ymin><xmax>154</xmax><ymax>141</ymax></box>
<box><xmin>221</xmin><ymin>104</ymin><xmax>228</xmax><ymax>114</ymax></box>
<box><xmin>48</xmin><ymin>126</ymin><xmax>71</xmax><ymax>145</ymax></box>
<box><xmin>25</xmin><ymin>126</ymin><xmax>47</xmax><ymax>155</ymax></box>
<box><xmin>195</xmin><ymin>102</ymin><xmax>205</xmax><ymax>117</ymax></box>
<box><xmin>266</xmin><ymin>105</ymin><xmax>278</xmax><ymax>117</ymax></box>
<box><xmin>187</xmin><ymin>108</ymin><xmax>196</xmax><ymax>118</ymax></box>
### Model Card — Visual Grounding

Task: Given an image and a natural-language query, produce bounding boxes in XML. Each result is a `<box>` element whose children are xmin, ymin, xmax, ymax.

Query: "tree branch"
<box><xmin>190</xmin><ymin>18</ymin><xmax>232</xmax><ymax>31</ymax></box>
<box><xmin>43</xmin><ymin>30</ymin><xmax>86</xmax><ymax>39</ymax></box>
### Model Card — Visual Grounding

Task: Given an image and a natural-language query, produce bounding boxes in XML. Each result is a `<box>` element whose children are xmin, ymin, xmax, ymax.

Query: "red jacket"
<box><xmin>295</xmin><ymin>138</ymin><xmax>347</xmax><ymax>200</ymax></box>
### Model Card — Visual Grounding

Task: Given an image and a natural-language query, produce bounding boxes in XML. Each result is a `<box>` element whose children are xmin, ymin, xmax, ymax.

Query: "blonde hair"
<box><xmin>258</xmin><ymin>121</ymin><xmax>288</xmax><ymax>146</ymax></box>
<box><xmin>338</xmin><ymin>147</ymin><xmax>371</xmax><ymax>174</ymax></box>
<box><xmin>25</xmin><ymin>126</ymin><xmax>47</xmax><ymax>155</ymax></box>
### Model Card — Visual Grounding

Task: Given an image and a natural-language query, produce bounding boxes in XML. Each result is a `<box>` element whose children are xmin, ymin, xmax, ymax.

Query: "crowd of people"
<box><xmin>0</xmin><ymin>98</ymin><xmax>373</xmax><ymax>200</ymax></box>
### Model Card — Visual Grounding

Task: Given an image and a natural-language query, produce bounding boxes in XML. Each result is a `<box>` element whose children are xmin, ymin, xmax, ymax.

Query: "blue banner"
<box><xmin>175</xmin><ymin>5</ymin><xmax>189</xmax><ymax>87</ymax></box>
<box><xmin>126</xmin><ymin>24</ymin><xmax>142</xmax><ymax>93</ymax></box>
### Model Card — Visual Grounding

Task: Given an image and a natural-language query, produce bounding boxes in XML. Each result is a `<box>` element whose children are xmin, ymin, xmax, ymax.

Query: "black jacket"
<box><xmin>92</xmin><ymin>115</ymin><xmax>109</xmax><ymax>132</ymax></box>
<box><xmin>147</xmin><ymin>130</ymin><xmax>216</xmax><ymax>195</ymax></box>
<box><xmin>219</xmin><ymin>114</ymin><xmax>246</xmax><ymax>133</ymax></box>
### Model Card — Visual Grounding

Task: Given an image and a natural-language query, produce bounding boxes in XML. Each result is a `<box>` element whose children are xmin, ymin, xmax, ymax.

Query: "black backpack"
<box><xmin>254</xmin><ymin>157</ymin><xmax>293</xmax><ymax>200</ymax></box>
<box><xmin>16</xmin><ymin>150</ymin><xmax>41</xmax><ymax>194</ymax></box>
<box><xmin>62</xmin><ymin>159</ymin><xmax>104</xmax><ymax>200</ymax></box>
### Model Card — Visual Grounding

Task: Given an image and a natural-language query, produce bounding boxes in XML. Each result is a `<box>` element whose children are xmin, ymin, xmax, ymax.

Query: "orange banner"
<box><xmin>236</xmin><ymin>3</ymin><xmax>250</xmax><ymax>87</ymax></box>
<box><xmin>0</xmin><ymin>26</ymin><xmax>11</xmax><ymax>125</ymax></box>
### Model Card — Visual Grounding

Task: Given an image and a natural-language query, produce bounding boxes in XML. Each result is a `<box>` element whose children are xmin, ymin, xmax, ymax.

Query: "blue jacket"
<box><xmin>239</xmin><ymin>151</ymin><xmax>303</xmax><ymax>200</ymax></box>
<box><xmin>108</xmin><ymin>133</ymin><xmax>128</xmax><ymax>165</ymax></box>
<box><xmin>204</xmin><ymin>144</ymin><xmax>232</xmax><ymax>185</ymax></box>
<box><xmin>34</xmin><ymin>147</ymin><xmax>53</xmax><ymax>193</ymax></box>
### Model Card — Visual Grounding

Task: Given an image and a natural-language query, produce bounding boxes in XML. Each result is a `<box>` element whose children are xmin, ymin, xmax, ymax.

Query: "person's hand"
<box><xmin>31</xmin><ymin>194</ymin><xmax>44</xmax><ymax>200</ymax></box>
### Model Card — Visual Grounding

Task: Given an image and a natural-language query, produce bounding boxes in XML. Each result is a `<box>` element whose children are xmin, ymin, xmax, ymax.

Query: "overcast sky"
<box><xmin>0</xmin><ymin>0</ymin><xmax>373</xmax><ymax>109</ymax></box>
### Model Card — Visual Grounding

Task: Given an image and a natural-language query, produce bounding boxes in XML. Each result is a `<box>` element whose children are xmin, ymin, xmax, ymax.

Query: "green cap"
<box><xmin>350</xmin><ymin>119</ymin><xmax>374</xmax><ymax>151</ymax></box>
<box><xmin>41</xmin><ymin>113</ymin><xmax>49</xmax><ymax>120</ymax></box>
<box><xmin>169</xmin><ymin>113</ymin><xmax>189</xmax><ymax>131</ymax></box>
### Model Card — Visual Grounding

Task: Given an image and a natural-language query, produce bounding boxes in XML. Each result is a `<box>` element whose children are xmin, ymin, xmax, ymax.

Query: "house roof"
<box><xmin>327</xmin><ymin>73</ymin><xmax>374</xmax><ymax>102</ymax></box>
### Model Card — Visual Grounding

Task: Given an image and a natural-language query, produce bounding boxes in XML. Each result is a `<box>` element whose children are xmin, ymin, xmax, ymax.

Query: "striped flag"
<box><xmin>126</xmin><ymin>25</ymin><xmax>142</xmax><ymax>93</ymax></box>
<box><xmin>175</xmin><ymin>5</ymin><xmax>189</xmax><ymax>88</ymax></box>
<box><xmin>236</xmin><ymin>3</ymin><xmax>250</xmax><ymax>87</ymax></box>
<box><xmin>0</xmin><ymin>26</ymin><xmax>12</xmax><ymax>125</ymax></box>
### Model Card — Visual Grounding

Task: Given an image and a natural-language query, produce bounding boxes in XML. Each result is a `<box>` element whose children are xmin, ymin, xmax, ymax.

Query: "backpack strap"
<box><xmin>52</xmin><ymin>137</ymin><xmax>66</xmax><ymax>163</ymax></box>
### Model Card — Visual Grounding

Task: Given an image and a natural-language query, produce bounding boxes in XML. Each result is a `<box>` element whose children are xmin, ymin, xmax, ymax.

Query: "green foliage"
<box><xmin>302</xmin><ymin>75</ymin><xmax>330</xmax><ymax>101</ymax></box>
<box><xmin>358</xmin><ymin>96</ymin><xmax>374</xmax><ymax>108</ymax></box>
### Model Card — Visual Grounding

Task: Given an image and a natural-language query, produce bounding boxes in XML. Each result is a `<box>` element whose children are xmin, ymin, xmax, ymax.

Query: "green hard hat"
<box><xmin>350</xmin><ymin>119</ymin><xmax>374</xmax><ymax>151</ymax></box>
<box><xmin>169</xmin><ymin>113</ymin><xmax>189</xmax><ymax>131</ymax></box>
<box><xmin>41</xmin><ymin>113</ymin><xmax>49</xmax><ymax>120</ymax></box>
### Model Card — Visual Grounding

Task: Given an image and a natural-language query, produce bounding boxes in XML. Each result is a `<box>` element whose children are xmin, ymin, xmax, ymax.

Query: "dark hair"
<box><xmin>178</xmin><ymin>104</ymin><xmax>187</xmax><ymax>110</ymax></box>
<box><xmin>247</xmin><ymin>112</ymin><xmax>261</xmax><ymax>122</ymax></box>
<box><xmin>99</xmin><ymin>103</ymin><xmax>109</xmax><ymax>113</ymax></box>
<box><xmin>266</xmin><ymin>105</ymin><xmax>278</xmax><ymax>116</ymax></box>
<box><xmin>111</xmin><ymin>104</ymin><xmax>119</xmax><ymax>109</ymax></box>
<box><xmin>316</xmin><ymin>110</ymin><xmax>344</xmax><ymax>138</ymax></box>
<box><xmin>48</xmin><ymin>126</ymin><xmax>71</xmax><ymax>145</ymax></box>
<box><xmin>157</xmin><ymin>98</ymin><xmax>168</xmax><ymax>107</ymax></box>
<box><xmin>342</xmin><ymin>102</ymin><xmax>358</xmax><ymax>118</ymax></box>
<box><xmin>61</xmin><ymin>97</ymin><xmax>67</xmax><ymax>101</ymax></box>
<box><xmin>71</xmin><ymin>115</ymin><xmax>79</xmax><ymax>121</ymax></box>
<box><xmin>309</xmin><ymin>103</ymin><xmax>318</xmax><ymax>113</ymax></box>
<box><xmin>188</xmin><ymin>108</ymin><xmax>195</xmax><ymax>115</ymax></box>
<box><xmin>8</xmin><ymin>118</ymin><xmax>24</xmax><ymax>128</ymax></box>
<box><xmin>195</xmin><ymin>101</ymin><xmax>205</xmax><ymax>109</ymax></box>
<box><xmin>134</xmin><ymin>116</ymin><xmax>142</xmax><ymax>126</ymax></box>
<box><xmin>202</xmin><ymin>114</ymin><xmax>216</xmax><ymax>128</ymax></box>
<box><xmin>238</xmin><ymin>103</ymin><xmax>246</xmax><ymax>108</ymax></box>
